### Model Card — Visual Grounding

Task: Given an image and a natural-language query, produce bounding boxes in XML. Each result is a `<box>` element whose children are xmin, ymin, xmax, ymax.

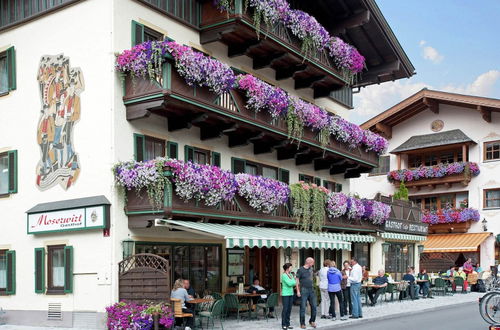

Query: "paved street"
<box><xmin>333</xmin><ymin>302</ymin><xmax>486</xmax><ymax>330</ymax></box>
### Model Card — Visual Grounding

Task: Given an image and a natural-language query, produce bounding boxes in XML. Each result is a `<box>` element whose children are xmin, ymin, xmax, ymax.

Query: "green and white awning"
<box><xmin>163</xmin><ymin>220</ymin><xmax>351</xmax><ymax>250</ymax></box>
<box><xmin>320</xmin><ymin>232</ymin><xmax>376</xmax><ymax>243</ymax></box>
<box><xmin>381</xmin><ymin>232</ymin><xmax>427</xmax><ymax>242</ymax></box>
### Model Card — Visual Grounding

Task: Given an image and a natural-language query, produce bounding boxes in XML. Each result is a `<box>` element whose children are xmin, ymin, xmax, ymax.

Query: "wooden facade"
<box><xmin>391</xmin><ymin>173</ymin><xmax>472</xmax><ymax>190</ymax></box>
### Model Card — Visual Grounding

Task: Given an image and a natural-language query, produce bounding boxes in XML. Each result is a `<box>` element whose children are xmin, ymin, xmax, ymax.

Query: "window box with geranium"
<box><xmin>423</xmin><ymin>207</ymin><xmax>480</xmax><ymax>234</ymax></box>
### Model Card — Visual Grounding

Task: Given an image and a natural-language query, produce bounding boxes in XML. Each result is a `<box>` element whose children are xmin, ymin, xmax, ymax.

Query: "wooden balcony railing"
<box><xmin>123</xmin><ymin>58</ymin><xmax>378</xmax><ymax>175</ymax></box>
<box><xmin>199</xmin><ymin>1</ymin><xmax>349</xmax><ymax>97</ymax></box>
<box><xmin>391</xmin><ymin>172</ymin><xmax>471</xmax><ymax>190</ymax></box>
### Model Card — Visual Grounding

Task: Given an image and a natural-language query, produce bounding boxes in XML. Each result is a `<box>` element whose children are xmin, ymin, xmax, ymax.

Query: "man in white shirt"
<box><xmin>348</xmin><ymin>257</ymin><xmax>363</xmax><ymax>319</ymax></box>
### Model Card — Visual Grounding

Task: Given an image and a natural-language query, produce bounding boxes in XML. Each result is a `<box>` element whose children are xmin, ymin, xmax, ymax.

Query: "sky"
<box><xmin>351</xmin><ymin>0</ymin><xmax>500</xmax><ymax>124</ymax></box>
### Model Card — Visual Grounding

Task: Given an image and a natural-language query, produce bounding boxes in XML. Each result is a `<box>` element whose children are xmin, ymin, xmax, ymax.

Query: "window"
<box><xmin>439</xmin><ymin>152</ymin><xmax>454</xmax><ymax>164</ymax></box>
<box><xmin>370</xmin><ymin>156</ymin><xmax>390</xmax><ymax>175</ymax></box>
<box><xmin>132</xmin><ymin>21</ymin><xmax>164</xmax><ymax>46</ymax></box>
<box><xmin>408</xmin><ymin>150</ymin><xmax>463</xmax><ymax>168</ymax></box>
<box><xmin>485</xmin><ymin>141</ymin><xmax>500</xmax><ymax>161</ymax></box>
<box><xmin>323</xmin><ymin>180</ymin><xmax>342</xmax><ymax>192</ymax></box>
<box><xmin>0</xmin><ymin>47</ymin><xmax>15</xmax><ymax>95</ymax></box>
<box><xmin>408</xmin><ymin>155</ymin><xmax>422</xmax><ymax>168</ymax></box>
<box><xmin>167</xmin><ymin>141</ymin><xmax>178</xmax><ymax>159</ymax></box>
<box><xmin>231</xmin><ymin>158</ymin><xmax>278</xmax><ymax>179</ymax></box>
<box><xmin>0</xmin><ymin>151</ymin><xmax>18</xmax><ymax>195</ymax></box>
<box><xmin>352</xmin><ymin>243</ymin><xmax>370</xmax><ymax>269</ymax></box>
<box><xmin>134</xmin><ymin>134</ymin><xmax>165</xmax><ymax>161</ymax></box>
<box><xmin>185</xmin><ymin>146</ymin><xmax>211</xmax><ymax>165</ymax></box>
<box><xmin>45</xmin><ymin>245</ymin><xmax>73</xmax><ymax>294</ymax></box>
<box><xmin>411</xmin><ymin>193</ymin><xmax>460</xmax><ymax>211</ymax></box>
<box><xmin>0</xmin><ymin>249</ymin><xmax>15</xmax><ymax>295</ymax></box>
<box><xmin>299</xmin><ymin>174</ymin><xmax>313</xmax><ymax>183</ymax></box>
<box><xmin>485</xmin><ymin>189</ymin><xmax>500</xmax><ymax>209</ymax></box>
<box><xmin>424</xmin><ymin>155</ymin><xmax>438</xmax><ymax>166</ymax></box>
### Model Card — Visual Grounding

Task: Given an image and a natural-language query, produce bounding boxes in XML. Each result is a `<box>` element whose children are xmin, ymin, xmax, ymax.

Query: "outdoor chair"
<box><xmin>454</xmin><ymin>277</ymin><xmax>466</xmax><ymax>293</ymax></box>
<box><xmin>170</xmin><ymin>298</ymin><xmax>193</xmax><ymax>328</ymax></box>
<box><xmin>200</xmin><ymin>295</ymin><xmax>215</xmax><ymax>312</ymax></box>
<box><xmin>385</xmin><ymin>283</ymin><xmax>396</xmax><ymax>302</ymax></box>
<box><xmin>256</xmin><ymin>292</ymin><xmax>279</xmax><ymax>321</ymax></box>
<box><xmin>211</xmin><ymin>292</ymin><xmax>223</xmax><ymax>301</ymax></box>
<box><xmin>223</xmin><ymin>293</ymin><xmax>249</xmax><ymax>322</ymax></box>
<box><xmin>433</xmin><ymin>278</ymin><xmax>448</xmax><ymax>296</ymax></box>
<box><xmin>396</xmin><ymin>281</ymin><xmax>409</xmax><ymax>301</ymax></box>
<box><xmin>199</xmin><ymin>299</ymin><xmax>225</xmax><ymax>330</ymax></box>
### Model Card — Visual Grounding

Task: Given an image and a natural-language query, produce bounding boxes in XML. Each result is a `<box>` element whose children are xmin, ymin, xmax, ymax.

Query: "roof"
<box><xmin>27</xmin><ymin>195</ymin><xmax>111</xmax><ymax>213</ymax></box>
<box><xmin>422</xmin><ymin>233</ymin><xmax>491</xmax><ymax>253</ymax></box>
<box><xmin>362</xmin><ymin>89</ymin><xmax>500</xmax><ymax>133</ymax></box>
<box><xmin>162</xmin><ymin>220</ymin><xmax>353</xmax><ymax>250</ymax></box>
<box><xmin>391</xmin><ymin>129</ymin><xmax>475</xmax><ymax>154</ymax></box>
<box><xmin>292</xmin><ymin>0</ymin><xmax>415</xmax><ymax>87</ymax></box>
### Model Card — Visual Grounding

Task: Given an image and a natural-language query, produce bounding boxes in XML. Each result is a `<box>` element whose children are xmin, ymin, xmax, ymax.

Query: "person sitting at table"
<box><xmin>417</xmin><ymin>269</ymin><xmax>432</xmax><ymax>298</ymax></box>
<box><xmin>446</xmin><ymin>265</ymin><xmax>456</xmax><ymax>277</ymax></box>
<box><xmin>368</xmin><ymin>270</ymin><xmax>388</xmax><ymax>306</ymax></box>
<box><xmin>362</xmin><ymin>266</ymin><xmax>369</xmax><ymax>283</ymax></box>
<box><xmin>171</xmin><ymin>278</ymin><xmax>194</xmax><ymax>329</ymax></box>
<box><xmin>247</xmin><ymin>278</ymin><xmax>274</xmax><ymax>317</ymax></box>
<box><xmin>183</xmin><ymin>279</ymin><xmax>196</xmax><ymax>310</ymax></box>
<box><xmin>453</xmin><ymin>267</ymin><xmax>468</xmax><ymax>292</ymax></box>
<box><xmin>401</xmin><ymin>267</ymin><xmax>419</xmax><ymax>300</ymax></box>
<box><xmin>475</xmin><ymin>263</ymin><xmax>483</xmax><ymax>273</ymax></box>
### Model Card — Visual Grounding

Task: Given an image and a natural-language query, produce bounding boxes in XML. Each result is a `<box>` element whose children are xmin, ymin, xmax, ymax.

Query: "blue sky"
<box><xmin>351</xmin><ymin>0</ymin><xmax>500</xmax><ymax>124</ymax></box>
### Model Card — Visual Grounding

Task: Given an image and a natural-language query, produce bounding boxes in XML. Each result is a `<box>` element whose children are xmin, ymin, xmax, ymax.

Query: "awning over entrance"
<box><xmin>163</xmin><ymin>220</ymin><xmax>351</xmax><ymax>250</ymax></box>
<box><xmin>381</xmin><ymin>232</ymin><xmax>427</xmax><ymax>242</ymax></box>
<box><xmin>320</xmin><ymin>233</ymin><xmax>376</xmax><ymax>243</ymax></box>
<box><xmin>422</xmin><ymin>233</ymin><xmax>491</xmax><ymax>253</ymax></box>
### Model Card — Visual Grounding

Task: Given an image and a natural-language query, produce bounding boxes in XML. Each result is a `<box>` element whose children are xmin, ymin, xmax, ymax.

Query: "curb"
<box><xmin>323</xmin><ymin>300</ymin><xmax>477</xmax><ymax>329</ymax></box>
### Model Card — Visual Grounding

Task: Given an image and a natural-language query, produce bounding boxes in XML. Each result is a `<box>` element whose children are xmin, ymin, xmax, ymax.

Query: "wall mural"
<box><xmin>36</xmin><ymin>55</ymin><xmax>84</xmax><ymax>190</ymax></box>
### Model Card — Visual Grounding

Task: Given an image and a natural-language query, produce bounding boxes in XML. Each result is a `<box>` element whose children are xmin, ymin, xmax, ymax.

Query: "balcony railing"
<box><xmin>199</xmin><ymin>1</ymin><xmax>348</xmax><ymax>97</ymax></box>
<box><xmin>391</xmin><ymin>172</ymin><xmax>471</xmax><ymax>190</ymax></box>
<box><xmin>123</xmin><ymin>58</ymin><xmax>378</xmax><ymax>175</ymax></box>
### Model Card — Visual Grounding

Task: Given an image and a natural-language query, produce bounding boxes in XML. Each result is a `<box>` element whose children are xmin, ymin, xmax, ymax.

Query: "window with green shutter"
<box><xmin>0</xmin><ymin>249</ymin><xmax>15</xmax><ymax>295</ymax></box>
<box><xmin>132</xmin><ymin>20</ymin><xmax>164</xmax><ymax>46</ymax></box>
<box><xmin>0</xmin><ymin>47</ymin><xmax>16</xmax><ymax>94</ymax></box>
<box><xmin>211</xmin><ymin>152</ymin><xmax>221</xmax><ymax>167</ymax></box>
<box><xmin>134</xmin><ymin>134</ymin><xmax>165</xmax><ymax>161</ymax></box>
<box><xmin>314</xmin><ymin>177</ymin><xmax>321</xmax><ymax>186</ymax></box>
<box><xmin>64</xmin><ymin>246</ymin><xmax>73</xmax><ymax>294</ymax></box>
<box><xmin>185</xmin><ymin>145</ymin><xmax>211</xmax><ymax>164</ymax></box>
<box><xmin>278</xmin><ymin>169</ymin><xmax>289</xmax><ymax>184</ymax></box>
<box><xmin>0</xmin><ymin>150</ymin><xmax>18</xmax><ymax>195</ymax></box>
<box><xmin>134</xmin><ymin>134</ymin><xmax>145</xmax><ymax>161</ymax></box>
<box><xmin>231</xmin><ymin>157</ymin><xmax>246</xmax><ymax>174</ymax></box>
<box><xmin>167</xmin><ymin>141</ymin><xmax>178</xmax><ymax>159</ymax></box>
<box><xmin>335</xmin><ymin>183</ymin><xmax>343</xmax><ymax>192</ymax></box>
<box><xmin>34</xmin><ymin>248</ymin><xmax>45</xmax><ymax>294</ymax></box>
<box><xmin>299</xmin><ymin>174</ymin><xmax>314</xmax><ymax>183</ymax></box>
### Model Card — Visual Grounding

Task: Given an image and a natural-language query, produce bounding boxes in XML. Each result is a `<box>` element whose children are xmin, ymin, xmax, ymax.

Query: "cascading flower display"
<box><xmin>362</xmin><ymin>199</ymin><xmax>391</xmax><ymax>225</ymax></box>
<box><xmin>236</xmin><ymin>173</ymin><xmax>290</xmax><ymax>213</ymax></box>
<box><xmin>164</xmin><ymin>159</ymin><xmax>238</xmax><ymax>207</ymax></box>
<box><xmin>421</xmin><ymin>207</ymin><xmax>480</xmax><ymax>225</ymax></box>
<box><xmin>326</xmin><ymin>192</ymin><xmax>348</xmax><ymax>218</ymax></box>
<box><xmin>387</xmin><ymin>162</ymin><xmax>480</xmax><ymax>183</ymax></box>
<box><xmin>290</xmin><ymin>182</ymin><xmax>329</xmax><ymax>232</ymax></box>
<box><xmin>346</xmin><ymin>197</ymin><xmax>365</xmax><ymax>219</ymax></box>
<box><xmin>237</xmin><ymin>74</ymin><xmax>289</xmax><ymax>118</ymax></box>
<box><xmin>106</xmin><ymin>301</ymin><xmax>174</xmax><ymax>330</ymax></box>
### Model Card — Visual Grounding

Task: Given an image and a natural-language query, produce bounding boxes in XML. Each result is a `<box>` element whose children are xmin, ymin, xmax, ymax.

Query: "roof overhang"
<box><xmin>390</xmin><ymin>129</ymin><xmax>476</xmax><ymax>154</ymax></box>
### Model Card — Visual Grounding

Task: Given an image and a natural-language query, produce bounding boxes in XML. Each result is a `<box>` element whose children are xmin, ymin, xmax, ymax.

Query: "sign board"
<box><xmin>384</xmin><ymin>219</ymin><xmax>428</xmax><ymax>235</ymax></box>
<box><xmin>28</xmin><ymin>205</ymin><xmax>107</xmax><ymax>234</ymax></box>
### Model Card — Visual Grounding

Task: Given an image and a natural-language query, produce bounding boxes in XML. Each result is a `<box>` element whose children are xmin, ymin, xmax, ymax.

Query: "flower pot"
<box><xmin>428</xmin><ymin>221</ymin><xmax>472</xmax><ymax>234</ymax></box>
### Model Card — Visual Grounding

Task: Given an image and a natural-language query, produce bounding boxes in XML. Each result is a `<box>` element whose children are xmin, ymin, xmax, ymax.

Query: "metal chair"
<box><xmin>223</xmin><ymin>293</ymin><xmax>249</xmax><ymax>322</ymax></box>
<box><xmin>454</xmin><ymin>277</ymin><xmax>465</xmax><ymax>293</ymax></box>
<box><xmin>199</xmin><ymin>299</ymin><xmax>225</xmax><ymax>330</ymax></box>
<box><xmin>385</xmin><ymin>283</ymin><xmax>396</xmax><ymax>302</ymax></box>
<box><xmin>433</xmin><ymin>278</ymin><xmax>448</xmax><ymax>296</ymax></box>
<box><xmin>211</xmin><ymin>292</ymin><xmax>223</xmax><ymax>301</ymax></box>
<box><xmin>256</xmin><ymin>292</ymin><xmax>279</xmax><ymax>321</ymax></box>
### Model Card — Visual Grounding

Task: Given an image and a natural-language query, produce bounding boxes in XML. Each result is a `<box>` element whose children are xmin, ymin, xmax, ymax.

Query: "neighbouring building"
<box><xmin>0</xmin><ymin>0</ymin><xmax>420</xmax><ymax>327</ymax></box>
<box><xmin>352</xmin><ymin>88</ymin><xmax>500</xmax><ymax>273</ymax></box>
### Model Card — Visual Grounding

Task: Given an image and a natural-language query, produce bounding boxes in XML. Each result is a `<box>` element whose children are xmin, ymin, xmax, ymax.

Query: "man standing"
<box><xmin>348</xmin><ymin>258</ymin><xmax>362</xmax><ymax>319</ymax></box>
<box><xmin>296</xmin><ymin>257</ymin><xmax>317</xmax><ymax>329</ymax></box>
<box><xmin>463</xmin><ymin>258</ymin><xmax>473</xmax><ymax>275</ymax></box>
<box><xmin>367</xmin><ymin>270</ymin><xmax>388</xmax><ymax>306</ymax></box>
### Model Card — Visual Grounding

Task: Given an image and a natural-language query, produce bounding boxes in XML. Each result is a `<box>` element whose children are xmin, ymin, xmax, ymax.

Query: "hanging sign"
<box><xmin>28</xmin><ymin>205</ymin><xmax>106</xmax><ymax>234</ymax></box>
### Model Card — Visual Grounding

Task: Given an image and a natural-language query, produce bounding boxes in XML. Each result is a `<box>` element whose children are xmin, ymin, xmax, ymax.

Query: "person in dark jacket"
<box><xmin>183</xmin><ymin>279</ymin><xmax>196</xmax><ymax>310</ymax></box>
<box><xmin>341</xmin><ymin>261</ymin><xmax>352</xmax><ymax>316</ymax></box>
<box><xmin>402</xmin><ymin>267</ymin><xmax>419</xmax><ymax>300</ymax></box>
<box><xmin>417</xmin><ymin>269</ymin><xmax>432</xmax><ymax>298</ymax></box>
<box><xmin>367</xmin><ymin>270</ymin><xmax>388</xmax><ymax>306</ymax></box>
<box><xmin>328</xmin><ymin>261</ymin><xmax>347</xmax><ymax>321</ymax></box>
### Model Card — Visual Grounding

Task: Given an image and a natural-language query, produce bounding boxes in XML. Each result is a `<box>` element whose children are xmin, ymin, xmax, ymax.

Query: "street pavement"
<box><xmin>332</xmin><ymin>302</ymin><xmax>486</xmax><ymax>330</ymax></box>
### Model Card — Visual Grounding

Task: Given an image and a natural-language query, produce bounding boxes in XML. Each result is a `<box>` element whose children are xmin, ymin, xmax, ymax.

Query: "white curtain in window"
<box><xmin>0</xmin><ymin>155</ymin><xmax>8</xmax><ymax>195</ymax></box>
<box><xmin>52</xmin><ymin>249</ymin><xmax>65</xmax><ymax>287</ymax></box>
<box><xmin>0</xmin><ymin>57</ymin><xmax>7</xmax><ymax>94</ymax></box>
<box><xmin>0</xmin><ymin>256</ymin><xmax>6</xmax><ymax>289</ymax></box>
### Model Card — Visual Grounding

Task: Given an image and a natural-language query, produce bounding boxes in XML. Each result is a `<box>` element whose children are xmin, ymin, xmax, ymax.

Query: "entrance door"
<box><xmin>385</xmin><ymin>243</ymin><xmax>414</xmax><ymax>280</ymax></box>
<box><xmin>247</xmin><ymin>247</ymin><xmax>279</xmax><ymax>293</ymax></box>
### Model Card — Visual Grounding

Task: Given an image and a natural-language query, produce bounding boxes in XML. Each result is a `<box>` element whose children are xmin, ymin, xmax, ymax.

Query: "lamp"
<box><xmin>482</xmin><ymin>218</ymin><xmax>488</xmax><ymax>232</ymax></box>
<box><xmin>382</xmin><ymin>242</ymin><xmax>390</xmax><ymax>254</ymax></box>
<box><xmin>122</xmin><ymin>239</ymin><xmax>135</xmax><ymax>259</ymax></box>
<box><xmin>418</xmin><ymin>244</ymin><xmax>425</xmax><ymax>254</ymax></box>
<box><xmin>285</xmin><ymin>247</ymin><xmax>292</xmax><ymax>262</ymax></box>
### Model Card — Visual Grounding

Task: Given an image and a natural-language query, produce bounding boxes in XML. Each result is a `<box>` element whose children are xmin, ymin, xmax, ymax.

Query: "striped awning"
<box><xmin>381</xmin><ymin>232</ymin><xmax>427</xmax><ymax>242</ymax></box>
<box><xmin>422</xmin><ymin>233</ymin><xmax>491</xmax><ymax>253</ymax></box>
<box><xmin>320</xmin><ymin>232</ymin><xmax>376</xmax><ymax>243</ymax></box>
<box><xmin>163</xmin><ymin>220</ymin><xmax>351</xmax><ymax>250</ymax></box>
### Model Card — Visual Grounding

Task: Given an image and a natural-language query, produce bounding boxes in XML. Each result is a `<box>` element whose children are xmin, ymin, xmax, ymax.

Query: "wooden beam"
<box><xmin>313</xmin><ymin>86</ymin><xmax>334</xmax><ymax>99</ymax></box>
<box><xmin>330</xmin><ymin>10</ymin><xmax>371</xmax><ymax>35</ymax></box>
<box><xmin>275</xmin><ymin>64</ymin><xmax>307</xmax><ymax>81</ymax></box>
<box><xmin>228</xmin><ymin>40</ymin><xmax>260</xmax><ymax>57</ymax></box>
<box><xmin>228</xmin><ymin>132</ymin><xmax>265</xmax><ymax>148</ymax></box>
<box><xmin>200</xmin><ymin>123</ymin><xmax>238</xmax><ymax>141</ymax></box>
<box><xmin>167</xmin><ymin>113</ymin><xmax>208</xmax><ymax>132</ymax></box>
<box><xmin>397</xmin><ymin>154</ymin><xmax>401</xmax><ymax>170</ymax></box>
<box><xmin>375</xmin><ymin>122</ymin><xmax>392</xmax><ymax>139</ymax></box>
<box><xmin>253</xmin><ymin>53</ymin><xmax>287</xmax><ymax>70</ymax></box>
<box><xmin>478</xmin><ymin>105</ymin><xmax>491</xmax><ymax>123</ymax></box>
<box><xmin>423</xmin><ymin>97</ymin><xmax>439</xmax><ymax>114</ymax></box>
<box><xmin>462</xmin><ymin>144</ymin><xmax>467</xmax><ymax>162</ymax></box>
<box><xmin>295</xmin><ymin>75</ymin><xmax>325</xmax><ymax>90</ymax></box>
<box><xmin>360</xmin><ymin>60</ymin><xmax>400</xmax><ymax>82</ymax></box>
<box><xmin>314</xmin><ymin>158</ymin><xmax>331</xmax><ymax>171</ymax></box>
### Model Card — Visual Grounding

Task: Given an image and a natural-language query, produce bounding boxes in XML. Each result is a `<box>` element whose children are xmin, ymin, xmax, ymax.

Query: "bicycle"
<box><xmin>485</xmin><ymin>275</ymin><xmax>500</xmax><ymax>291</ymax></box>
<box><xmin>479</xmin><ymin>291</ymin><xmax>500</xmax><ymax>325</ymax></box>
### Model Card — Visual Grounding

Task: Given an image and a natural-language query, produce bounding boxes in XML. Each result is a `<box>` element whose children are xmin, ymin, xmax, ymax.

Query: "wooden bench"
<box><xmin>170</xmin><ymin>298</ymin><xmax>193</xmax><ymax>325</ymax></box>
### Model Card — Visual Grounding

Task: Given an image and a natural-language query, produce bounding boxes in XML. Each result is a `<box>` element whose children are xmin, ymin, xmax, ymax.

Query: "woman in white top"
<box><xmin>171</xmin><ymin>278</ymin><xmax>194</xmax><ymax>329</ymax></box>
<box><xmin>319</xmin><ymin>259</ymin><xmax>332</xmax><ymax>318</ymax></box>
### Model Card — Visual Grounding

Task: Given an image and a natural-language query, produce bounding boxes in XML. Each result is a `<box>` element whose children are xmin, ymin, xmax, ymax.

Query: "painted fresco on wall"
<box><xmin>36</xmin><ymin>55</ymin><xmax>84</xmax><ymax>190</ymax></box>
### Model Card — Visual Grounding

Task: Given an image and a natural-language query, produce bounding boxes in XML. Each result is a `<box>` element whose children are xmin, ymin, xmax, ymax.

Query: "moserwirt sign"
<box><xmin>384</xmin><ymin>219</ymin><xmax>428</xmax><ymax>235</ymax></box>
<box><xmin>28</xmin><ymin>205</ymin><xmax>106</xmax><ymax>234</ymax></box>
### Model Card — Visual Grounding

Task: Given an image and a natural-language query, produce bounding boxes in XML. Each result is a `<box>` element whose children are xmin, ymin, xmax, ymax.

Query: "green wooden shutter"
<box><xmin>314</xmin><ymin>177</ymin><xmax>321</xmax><ymax>186</ymax></box>
<box><xmin>184</xmin><ymin>145</ymin><xmax>194</xmax><ymax>162</ymax></box>
<box><xmin>34</xmin><ymin>248</ymin><xmax>45</xmax><ymax>294</ymax></box>
<box><xmin>211</xmin><ymin>152</ymin><xmax>221</xmax><ymax>167</ymax></box>
<box><xmin>335</xmin><ymin>183</ymin><xmax>343</xmax><ymax>192</ymax></box>
<box><xmin>278</xmin><ymin>168</ymin><xmax>289</xmax><ymax>184</ymax></box>
<box><xmin>7</xmin><ymin>150</ymin><xmax>17</xmax><ymax>193</ymax></box>
<box><xmin>6</xmin><ymin>46</ymin><xmax>16</xmax><ymax>91</ymax></box>
<box><xmin>131</xmin><ymin>20</ymin><xmax>144</xmax><ymax>46</ymax></box>
<box><xmin>167</xmin><ymin>141</ymin><xmax>178</xmax><ymax>159</ymax></box>
<box><xmin>322</xmin><ymin>180</ymin><xmax>328</xmax><ymax>188</ymax></box>
<box><xmin>64</xmin><ymin>246</ymin><xmax>73</xmax><ymax>294</ymax></box>
<box><xmin>6</xmin><ymin>250</ymin><xmax>15</xmax><ymax>295</ymax></box>
<box><xmin>134</xmin><ymin>134</ymin><xmax>145</xmax><ymax>161</ymax></box>
<box><xmin>298</xmin><ymin>174</ymin><xmax>305</xmax><ymax>182</ymax></box>
<box><xmin>231</xmin><ymin>157</ymin><xmax>246</xmax><ymax>174</ymax></box>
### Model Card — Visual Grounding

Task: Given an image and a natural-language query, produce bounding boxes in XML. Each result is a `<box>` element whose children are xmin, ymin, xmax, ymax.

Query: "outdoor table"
<box><xmin>189</xmin><ymin>298</ymin><xmax>214</xmax><ymax>329</ymax></box>
<box><xmin>362</xmin><ymin>284</ymin><xmax>383</xmax><ymax>305</ymax></box>
<box><xmin>235</xmin><ymin>292</ymin><xmax>262</xmax><ymax>320</ymax></box>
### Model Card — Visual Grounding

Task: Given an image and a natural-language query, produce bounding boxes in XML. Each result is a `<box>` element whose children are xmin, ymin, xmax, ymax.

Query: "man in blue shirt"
<box><xmin>402</xmin><ymin>267</ymin><xmax>419</xmax><ymax>300</ymax></box>
<box><xmin>368</xmin><ymin>270</ymin><xmax>388</xmax><ymax>306</ymax></box>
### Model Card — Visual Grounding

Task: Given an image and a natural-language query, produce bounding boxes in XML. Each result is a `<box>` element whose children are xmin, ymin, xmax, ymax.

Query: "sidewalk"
<box><xmin>0</xmin><ymin>292</ymin><xmax>483</xmax><ymax>330</ymax></box>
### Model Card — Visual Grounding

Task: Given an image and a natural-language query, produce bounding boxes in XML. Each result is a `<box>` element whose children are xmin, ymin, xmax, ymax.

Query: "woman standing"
<box><xmin>341</xmin><ymin>261</ymin><xmax>352</xmax><ymax>316</ymax></box>
<box><xmin>319</xmin><ymin>259</ymin><xmax>331</xmax><ymax>319</ymax></box>
<box><xmin>281</xmin><ymin>263</ymin><xmax>297</xmax><ymax>330</ymax></box>
<box><xmin>328</xmin><ymin>261</ymin><xmax>346</xmax><ymax>321</ymax></box>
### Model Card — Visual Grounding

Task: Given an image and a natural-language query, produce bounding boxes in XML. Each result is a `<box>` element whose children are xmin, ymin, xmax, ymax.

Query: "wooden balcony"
<box><xmin>391</xmin><ymin>173</ymin><xmax>471</xmax><ymax>190</ymax></box>
<box><xmin>428</xmin><ymin>221</ymin><xmax>472</xmax><ymax>234</ymax></box>
<box><xmin>199</xmin><ymin>1</ymin><xmax>349</xmax><ymax>98</ymax></box>
<box><xmin>123</xmin><ymin>59</ymin><xmax>378</xmax><ymax>176</ymax></box>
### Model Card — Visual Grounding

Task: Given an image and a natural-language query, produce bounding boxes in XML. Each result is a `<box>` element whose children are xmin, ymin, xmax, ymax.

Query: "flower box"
<box><xmin>428</xmin><ymin>221</ymin><xmax>472</xmax><ymax>234</ymax></box>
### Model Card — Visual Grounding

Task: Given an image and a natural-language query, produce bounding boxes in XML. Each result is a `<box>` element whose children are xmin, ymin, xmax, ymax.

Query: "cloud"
<box><xmin>419</xmin><ymin>40</ymin><xmax>444</xmax><ymax>64</ymax></box>
<box><xmin>442</xmin><ymin>70</ymin><xmax>500</xmax><ymax>96</ymax></box>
